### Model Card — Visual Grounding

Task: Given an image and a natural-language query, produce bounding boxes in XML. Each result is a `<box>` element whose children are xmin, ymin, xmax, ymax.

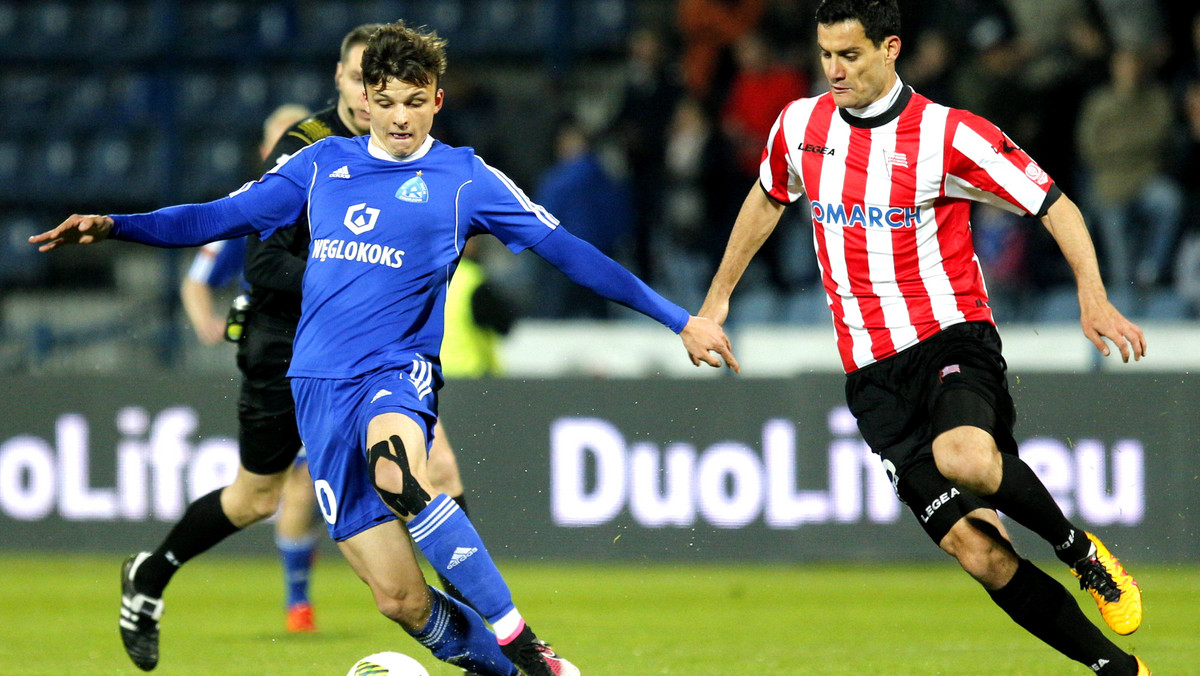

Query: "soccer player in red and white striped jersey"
<box><xmin>697</xmin><ymin>1</ymin><xmax>1150</xmax><ymax>674</ymax></box>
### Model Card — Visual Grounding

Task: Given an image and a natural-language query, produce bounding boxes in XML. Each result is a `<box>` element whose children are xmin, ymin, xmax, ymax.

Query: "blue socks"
<box><xmin>410</xmin><ymin>587</ymin><xmax>519</xmax><ymax>676</ymax></box>
<box><xmin>408</xmin><ymin>494</ymin><xmax>516</xmax><ymax>624</ymax></box>
<box><xmin>276</xmin><ymin>533</ymin><xmax>316</xmax><ymax>607</ymax></box>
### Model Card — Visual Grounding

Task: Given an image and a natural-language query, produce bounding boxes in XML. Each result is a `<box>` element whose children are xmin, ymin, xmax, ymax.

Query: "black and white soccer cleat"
<box><xmin>119</xmin><ymin>552</ymin><xmax>164</xmax><ymax>671</ymax></box>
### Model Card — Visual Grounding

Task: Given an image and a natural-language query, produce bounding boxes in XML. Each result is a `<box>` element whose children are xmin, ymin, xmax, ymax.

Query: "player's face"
<box><xmin>366</xmin><ymin>77</ymin><xmax>444</xmax><ymax>158</ymax></box>
<box><xmin>335</xmin><ymin>43</ymin><xmax>371</xmax><ymax>135</ymax></box>
<box><xmin>817</xmin><ymin>19</ymin><xmax>900</xmax><ymax>109</ymax></box>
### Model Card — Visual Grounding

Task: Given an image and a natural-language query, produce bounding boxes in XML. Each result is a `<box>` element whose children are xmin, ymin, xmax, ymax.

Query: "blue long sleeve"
<box><xmin>109</xmin><ymin>171</ymin><xmax>307</xmax><ymax>248</ymax></box>
<box><xmin>530</xmin><ymin>226</ymin><xmax>689</xmax><ymax>333</ymax></box>
<box><xmin>110</xmin><ymin>198</ymin><xmax>259</xmax><ymax>248</ymax></box>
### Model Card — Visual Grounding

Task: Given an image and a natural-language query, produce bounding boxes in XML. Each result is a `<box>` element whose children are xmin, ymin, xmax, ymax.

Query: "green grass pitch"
<box><xmin>0</xmin><ymin>553</ymin><xmax>1192</xmax><ymax>674</ymax></box>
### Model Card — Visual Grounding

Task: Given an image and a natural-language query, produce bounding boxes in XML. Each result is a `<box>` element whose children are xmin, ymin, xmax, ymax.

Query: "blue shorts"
<box><xmin>292</xmin><ymin>362</ymin><xmax>440</xmax><ymax>541</ymax></box>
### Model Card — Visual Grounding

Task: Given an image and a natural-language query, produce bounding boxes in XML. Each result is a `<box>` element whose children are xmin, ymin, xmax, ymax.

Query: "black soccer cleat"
<box><xmin>119</xmin><ymin>552</ymin><xmax>164</xmax><ymax>671</ymax></box>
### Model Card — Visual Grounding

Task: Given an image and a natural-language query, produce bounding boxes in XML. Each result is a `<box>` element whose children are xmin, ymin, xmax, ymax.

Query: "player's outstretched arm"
<box><xmin>698</xmin><ymin>184</ymin><xmax>786</xmax><ymax>326</ymax></box>
<box><xmin>29</xmin><ymin>214</ymin><xmax>114</xmax><ymax>252</ymax></box>
<box><xmin>1039</xmin><ymin>193</ymin><xmax>1146</xmax><ymax>362</ymax></box>
<box><xmin>528</xmin><ymin>227</ymin><xmax>738</xmax><ymax>370</ymax></box>
<box><xmin>682</xmin><ymin>315</ymin><xmax>740</xmax><ymax>372</ymax></box>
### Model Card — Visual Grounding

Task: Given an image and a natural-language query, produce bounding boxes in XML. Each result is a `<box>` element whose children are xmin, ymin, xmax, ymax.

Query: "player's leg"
<box><xmin>427</xmin><ymin>420</ymin><xmax>465</xmax><ymax>497</ymax></box>
<box><xmin>120</xmin><ymin>465</ymin><xmax>288</xmax><ymax>670</ymax></box>
<box><xmin>277</xmin><ymin>458</ymin><xmax>318</xmax><ymax>633</ymax></box>
<box><xmin>902</xmin><ymin>458</ymin><xmax>1145</xmax><ymax>675</ymax></box>
<box><xmin>940</xmin><ymin>510</ymin><xmax>1143</xmax><ymax>675</ymax></box>
<box><xmin>931</xmin><ymin>383</ymin><xmax>1142</xmax><ymax>634</ymax></box>
<box><xmin>367</xmin><ymin>411</ymin><xmax>579</xmax><ymax>676</ymax></box>
<box><xmin>121</xmin><ymin>333</ymin><xmax>304</xmax><ymax>671</ymax></box>
<box><xmin>338</xmin><ymin>520</ymin><xmax>518</xmax><ymax>676</ymax></box>
<box><xmin>425</xmin><ymin>420</ymin><xmax>475</xmax><ymax>610</ymax></box>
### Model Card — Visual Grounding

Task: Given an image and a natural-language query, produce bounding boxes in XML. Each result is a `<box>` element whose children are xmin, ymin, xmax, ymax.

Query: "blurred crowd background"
<box><xmin>1</xmin><ymin>0</ymin><xmax>1199</xmax><ymax>373</ymax></box>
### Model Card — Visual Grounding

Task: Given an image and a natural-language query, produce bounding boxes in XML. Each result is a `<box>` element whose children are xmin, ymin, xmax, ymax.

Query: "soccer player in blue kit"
<box><xmin>33</xmin><ymin>20</ymin><xmax>737</xmax><ymax>676</ymax></box>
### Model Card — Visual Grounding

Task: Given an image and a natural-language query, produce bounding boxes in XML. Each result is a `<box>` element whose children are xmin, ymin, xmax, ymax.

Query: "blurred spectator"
<box><xmin>899</xmin><ymin>0</ymin><xmax>1015</xmax><ymax>108</ymax></box>
<box><xmin>720</xmin><ymin>30</ymin><xmax>808</xmax><ymax>294</ymax></box>
<box><xmin>1029</xmin><ymin>13</ymin><xmax>1110</xmax><ymax>198</ymax></box>
<box><xmin>1076</xmin><ymin>48</ymin><xmax>1183</xmax><ymax>288</ymax></box>
<box><xmin>531</xmin><ymin>119</ymin><xmax>633</xmax><ymax>319</ymax></box>
<box><xmin>901</xmin><ymin>26</ymin><xmax>955</xmax><ymax>104</ymax></box>
<box><xmin>611</xmin><ymin>28</ymin><xmax>682</xmax><ymax>282</ymax></box>
<box><xmin>721</xmin><ymin>31</ymin><xmax>809</xmax><ymax>179</ymax></box>
<box><xmin>1173</xmin><ymin>34</ymin><xmax>1200</xmax><ymax>315</ymax></box>
<box><xmin>675</xmin><ymin>0</ymin><xmax>766</xmax><ymax>107</ymax></box>
<box><xmin>951</xmin><ymin>7</ymin><xmax>1040</xmax><ymax>147</ymax></box>
<box><xmin>659</xmin><ymin>97</ymin><xmax>740</xmax><ymax>308</ymax></box>
<box><xmin>435</xmin><ymin>72</ymin><xmax>505</xmax><ymax>171</ymax></box>
<box><xmin>1164</xmin><ymin>4</ymin><xmax>1200</xmax><ymax>88</ymax></box>
<box><xmin>759</xmin><ymin>0</ymin><xmax>818</xmax><ymax>63</ymax></box>
<box><xmin>1092</xmin><ymin>0</ymin><xmax>1167</xmax><ymax>54</ymax></box>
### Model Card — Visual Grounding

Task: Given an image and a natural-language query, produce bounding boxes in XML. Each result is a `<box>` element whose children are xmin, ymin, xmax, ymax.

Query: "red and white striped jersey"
<box><xmin>759</xmin><ymin>86</ymin><xmax>1058</xmax><ymax>373</ymax></box>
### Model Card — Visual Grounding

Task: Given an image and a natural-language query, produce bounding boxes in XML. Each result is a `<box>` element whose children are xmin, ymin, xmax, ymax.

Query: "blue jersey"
<box><xmin>111</xmin><ymin>134</ymin><xmax>689</xmax><ymax>381</ymax></box>
<box><xmin>238</xmin><ymin>135</ymin><xmax>556</xmax><ymax>379</ymax></box>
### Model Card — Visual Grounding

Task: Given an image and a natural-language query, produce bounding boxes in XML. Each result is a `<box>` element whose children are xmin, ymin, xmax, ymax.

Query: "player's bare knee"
<box><xmin>223</xmin><ymin>483</ymin><xmax>284</xmax><ymax>526</ymax></box>
<box><xmin>246</xmin><ymin>490</ymin><xmax>283</xmax><ymax>521</ymax></box>
<box><xmin>367</xmin><ymin>435</ymin><xmax>432</xmax><ymax>518</ymax></box>
<box><xmin>933</xmin><ymin>433</ymin><xmax>998</xmax><ymax>491</ymax></box>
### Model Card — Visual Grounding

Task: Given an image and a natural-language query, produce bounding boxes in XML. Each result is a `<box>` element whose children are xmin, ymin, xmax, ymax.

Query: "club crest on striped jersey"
<box><xmin>881</xmin><ymin>149</ymin><xmax>908</xmax><ymax>171</ymax></box>
<box><xmin>1024</xmin><ymin>161</ymin><xmax>1049</xmax><ymax>186</ymax></box>
<box><xmin>395</xmin><ymin>173</ymin><xmax>429</xmax><ymax>203</ymax></box>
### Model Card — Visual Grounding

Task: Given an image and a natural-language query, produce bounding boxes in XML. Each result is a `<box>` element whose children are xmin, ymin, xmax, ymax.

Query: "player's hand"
<box><xmin>29</xmin><ymin>214</ymin><xmax>114</xmax><ymax>252</ymax></box>
<box><xmin>681</xmin><ymin>315</ymin><xmax>739</xmax><ymax>372</ymax></box>
<box><xmin>1080</xmin><ymin>295</ymin><xmax>1145</xmax><ymax>362</ymax></box>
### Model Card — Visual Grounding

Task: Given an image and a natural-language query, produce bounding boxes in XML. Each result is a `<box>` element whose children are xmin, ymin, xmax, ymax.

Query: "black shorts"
<box><xmin>235</xmin><ymin>313</ymin><xmax>303</xmax><ymax>475</ymax></box>
<box><xmin>844</xmin><ymin>321</ymin><xmax>1017</xmax><ymax>544</ymax></box>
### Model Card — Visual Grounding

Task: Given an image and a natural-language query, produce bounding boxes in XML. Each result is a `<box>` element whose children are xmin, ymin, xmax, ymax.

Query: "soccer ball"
<box><xmin>346</xmin><ymin>651</ymin><xmax>431</xmax><ymax>676</ymax></box>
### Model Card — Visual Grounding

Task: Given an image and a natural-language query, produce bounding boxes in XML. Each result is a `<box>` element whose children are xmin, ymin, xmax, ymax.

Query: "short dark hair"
<box><xmin>361</xmin><ymin>20</ymin><xmax>448</xmax><ymax>90</ymax></box>
<box><xmin>340</xmin><ymin>23</ymin><xmax>383</xmax><ymax>63</ymax></box>
<box><xmin>815</xmin><ymin>0</ymin><xmax>901</xmax><ymax>46</ymax></box>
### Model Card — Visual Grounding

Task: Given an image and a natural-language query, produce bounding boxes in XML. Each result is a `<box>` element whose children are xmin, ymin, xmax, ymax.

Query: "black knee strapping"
<box><xmin>367</xmin><ymin>435</ymin><xmax>431</xmax><ymax>517</ymax></box>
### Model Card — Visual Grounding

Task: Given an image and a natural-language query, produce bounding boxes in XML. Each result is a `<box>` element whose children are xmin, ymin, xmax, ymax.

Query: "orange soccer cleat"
<box><xmin>1071</xmin><ymin>533</ymin><xmax>1142</xmax><ymax>635</ymax></box>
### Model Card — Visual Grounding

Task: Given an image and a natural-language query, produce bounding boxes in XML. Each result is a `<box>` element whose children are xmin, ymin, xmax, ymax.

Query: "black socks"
<box><xmin>134</xmin><ymin>488</ymin><xmax>240</xmax><ymax>597</ymax></box>
<box><xmin>986</xmin><ymin>454</ymin><xmax>1092</xmax><ymax>565</ymax></box>
<box><xmin>989</xmin><ymin>559</ymin><xmax>1136</xmax><ymax>675</ymax></box>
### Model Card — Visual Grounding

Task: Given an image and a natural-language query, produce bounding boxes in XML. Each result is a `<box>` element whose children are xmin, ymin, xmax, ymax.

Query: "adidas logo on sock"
<box><xmin>446</xmin><ymin>546</ymin><xmax>478</xmax><ymax>569</ymax></box>
<box><xmin>329</xmin><ymin>165</ymin><xmax>351</xmax><ymax>179</ymax></box>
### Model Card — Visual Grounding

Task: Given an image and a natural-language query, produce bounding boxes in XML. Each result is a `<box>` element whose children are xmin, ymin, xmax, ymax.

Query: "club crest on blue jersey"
<box><xmin>396</xmin><ymin>175</ymin><xmax>429</xmax><ymax>203</ymax></box>
<box><xmin>344</xmin><ymin>203</ymin><xmax>381</xmax><ymax>234</ymax></box>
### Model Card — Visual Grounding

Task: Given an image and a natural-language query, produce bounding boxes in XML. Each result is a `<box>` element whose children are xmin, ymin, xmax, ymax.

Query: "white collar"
<box><xmin>845</xmin><ymin>76</ymin><xmax>904</xmax><ymax>118</ymax></box>
<box><xmin>367</xmin><ymin>133</ymin><xmax>435</xmax><ymax>162</ymax></box>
